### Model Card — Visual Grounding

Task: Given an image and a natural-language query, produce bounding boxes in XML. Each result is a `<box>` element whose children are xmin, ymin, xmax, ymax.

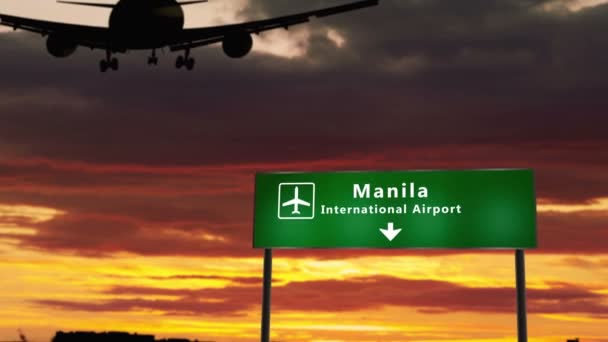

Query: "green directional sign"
<box><xmin>253</xmin><ymin>169</ymin><xmax>536</xmax><ymax>249</ymax></box>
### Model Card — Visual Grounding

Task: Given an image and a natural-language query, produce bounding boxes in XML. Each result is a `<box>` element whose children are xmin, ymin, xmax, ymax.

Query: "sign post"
<box><xmin>253</xmin><ymin>169</ymin><xmax>537</xmax><ymax>342</ymax></box>
<box><xmin>260</xmin><ymin>248</ymin><xmax>272</xmax><ymax>342</ymax></box>
<box><xmin>516</xmin><ymin>249</ymin><xmax>528</xmax><ymax>342</ymax></box>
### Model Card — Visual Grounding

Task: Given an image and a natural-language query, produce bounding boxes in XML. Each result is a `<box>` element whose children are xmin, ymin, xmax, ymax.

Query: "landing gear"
<box><xmin>186</xmin><ymin>57</ymin><xmax>195</xmax><ymax>70</ymax></box>
<box><xmin>99</xmin><ymin>58</ymin><xmax>118</xmax><ymax>72</ymax></box>
<box><xmin>175</xmin><ymin>49</ymin><xmax>195</xmax><ymax>70</ymax></box>
<box><xmin>99</xmin><ymin>50</ymin><xmax>118</xmax><ymax>72</ymax></box>
<box><xmin>147</xmin><ymin>49</ymin><xmax>158</xmax><ymax>66</ymax></box>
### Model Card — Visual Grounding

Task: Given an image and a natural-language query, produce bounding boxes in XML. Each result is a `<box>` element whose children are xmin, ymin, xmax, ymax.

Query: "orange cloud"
<box><xmin>33</xmin><ymin>277</ymin><xmax>608</xmax><ymax>318</ymax></box>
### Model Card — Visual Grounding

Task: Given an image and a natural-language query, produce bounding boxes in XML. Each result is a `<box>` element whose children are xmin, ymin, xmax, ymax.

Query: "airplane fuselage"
<box><xmin>109</xmin><ymin>0</ymin><xmax>185</xmax><ymax>49</ymax></box>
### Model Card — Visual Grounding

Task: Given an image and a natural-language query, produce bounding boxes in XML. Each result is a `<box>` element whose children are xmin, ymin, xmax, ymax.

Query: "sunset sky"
<box><xmin>1</xmin><ymin>0</ymin><xmax>608</xmax><ymax>341</ymax></box>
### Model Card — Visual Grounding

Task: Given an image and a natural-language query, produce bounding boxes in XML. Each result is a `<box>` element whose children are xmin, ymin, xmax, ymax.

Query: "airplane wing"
<box><xmin>0</xmin><ymin>14</ymin><xmax>111</xmax><ymax>50</ymax></box>
<box><xmin>170</xmin><ymin>0</ymin><xmax>378</xmax><ymax>52</ymax></box>
<box><xmin>0</xmin><ymin>0</ymin><xmax>377</xmax><ymax>59</ymax></box>
<box><xmin>282</xmin><ymin>199</ymin><xmax>298</xmax><ymax>207</ymax></box>
<box><xmin>282</xmin><ymin>199</ymin><xmax>310</xmax><ymax>207</ymax></box>
<box><xmin>296</xmin><ymin>199</ymin><xmax>310</xmax><ymax>206</ymax></box>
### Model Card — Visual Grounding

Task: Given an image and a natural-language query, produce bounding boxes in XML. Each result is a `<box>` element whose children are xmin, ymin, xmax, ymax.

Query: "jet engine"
<box><xmin>46</xmin><ymin>34</ymin><xmax>78</xmax><ymax>58</ymax></box>
<box><xmin>222</xmin><ymin>31</ymin><xmax>253</xmax><ymax>58</ymax></box>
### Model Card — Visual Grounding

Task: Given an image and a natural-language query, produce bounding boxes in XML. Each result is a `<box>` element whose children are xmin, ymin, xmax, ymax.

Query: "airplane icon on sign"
<box><xmin>281</xmin><ymin>186</ymin><xmax>311</xmax><ymax>215</ymax></box>
<box><xmin>277</xmin><ymin>182</ymin><xmax>315</xmax><ymax>220</ymax></box>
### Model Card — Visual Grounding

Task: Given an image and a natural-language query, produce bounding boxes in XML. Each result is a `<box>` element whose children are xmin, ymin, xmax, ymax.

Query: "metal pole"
<box><xmin>261</xmin><ymin>248</ymin><xmax>273</xmax><ymax>342</ymax></box>
<box><xmin>515</xmin><ymin>249</ymin><xmax>528</xmax><ymax>342</ymax></box>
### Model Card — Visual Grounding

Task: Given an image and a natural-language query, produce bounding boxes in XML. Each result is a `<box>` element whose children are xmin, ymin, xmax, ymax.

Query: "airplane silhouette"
<box><xmin>281</xmin><ymin>186</ymin><xmax>310</xmax><ymax>215</ymax></box>
<box><xmin>0</xmin><ymin>0</ymin><xmax>378</xmax><ymax>72</ymax></box>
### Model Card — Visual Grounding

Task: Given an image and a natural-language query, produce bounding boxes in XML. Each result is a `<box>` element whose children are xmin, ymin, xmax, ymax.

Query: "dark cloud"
<box><xmin>37</xmin><ymin>297</ymin><xmax>251</xmax><ymax>317</ymax></box>
<box><xmin>7</xmin><ymin>201</ymin><xmax>607</xmax><ymax>257</ymax></box>
<box><xmin>1</xmin><ymin>142</ymin><xmax>608</xmax><ymax>200</ymax></box>
<box><xmin>0</xmin><ymin>142</ymin><xmax>607</xmax><ymax>257</ymax></box>
<box><xmin>6</xmin><ymin>214</ymin><xmax>251</xmax><ymax>257</ymax></box>
<box><xmin>536</xmin><ymin>211</ymin><xmax>608</xmax><ymax>254</ymax></box>
<box><xmin>144</xmin><ymin>274</ymin><xmax>264</xmax><ymax>286</ymax></box>
<box><xmin>34</xmin><ymin>276</ymin><xmax>608</xmax><ymax>317</ymax></box>
<box><xmin>0</xmin><ymin>0</ymin><xmax>607</xmax><ymax>166</ymax></box>
<box><xmin>1</xmin><ymin>1</ymin><xmax>608</xmax><ymax>257</ymax></box>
